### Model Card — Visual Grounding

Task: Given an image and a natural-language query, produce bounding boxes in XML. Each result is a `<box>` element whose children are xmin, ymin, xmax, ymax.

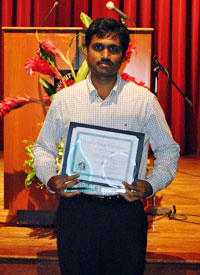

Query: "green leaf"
<box><xmin>24</xmin><ymin>159</ymin><xmax>34</xmax><ymax>169</ymax></box>
<box><xmin>36</xmin><ymin>183</ymin><xmax>44</xmax><ymax>189</ymax></box>
<box><xmin>80</xmin><ymin>43</ymin><xmax>86</xmax><ymax>55</ymax></box>
<box><xmin>35</xmin><ymin>30</ymin><xmax>40</xmax><ymax>43</ymax></box>
<box><xmin>68</xmin><ymin>36</ymin><xmax>76</xmax><ymax>49</ymax></box>
<box><xmin>78</xmin><ymin>32</ymin><xmax>86</xmax><ymax>37</ymax></box>
<box><xmin>24</xmin><ymin>146</ymin><xmax>34</xmax><ymax>159</ymax></box>
<box><xmin>25</xmin><ymin>145</ymin><xmax>32</xmax><ymax>154</ymax></box>
<box><xmin>39</xmin><ymin>77</ymin><xmax>57</xmax><ymax>99</ymax></box>
<box><xmin>23</xmin><ymin>140</ymin><xmax>34</xmax><ymax>145</ymax></box>
<box><xmin>39</xmin><ymin>44</ymin><xmax>55</xmax><ymax>67</ymax></box>
<box><xmin>25</xmin><ymin>171</ymin><xmax>36</xmax><ymax>189</ymax></box>
<box><xmin>36</xmin><ymin>31</ymin><xmax>56</xmax><ymax>68</ymax></box>
<box><xmin>80</xmin><ymin>12</ymin><xmax>93</xmax><ymax>28</ymax></box>
<box><xmin>75</xmin><ymin>60</ymin><xmax>89</xmax><ymax>83</ymax></box>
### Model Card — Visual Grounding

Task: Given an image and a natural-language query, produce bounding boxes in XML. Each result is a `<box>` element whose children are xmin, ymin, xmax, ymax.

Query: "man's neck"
<box><xmin>91</xmin><ymin>73</ymin><xmax>117</xmax><ymax>100</ymax></box>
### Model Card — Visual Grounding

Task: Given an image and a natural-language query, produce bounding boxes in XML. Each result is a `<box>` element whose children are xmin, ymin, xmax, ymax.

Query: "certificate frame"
<box><xmin>61</xmin><ymin>122</ymin><xmax>144</xmax><ymax>189</ymax></box>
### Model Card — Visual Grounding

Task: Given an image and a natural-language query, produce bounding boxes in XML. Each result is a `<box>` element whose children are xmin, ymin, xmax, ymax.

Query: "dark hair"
<box><xmin>85</xmin><ymin>17</ymin><xmax>130</xmax><ymax>57</ymax></box>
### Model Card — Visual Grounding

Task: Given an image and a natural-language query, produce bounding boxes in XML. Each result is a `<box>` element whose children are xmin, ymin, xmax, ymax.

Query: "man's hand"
<box><xmin>120</xmin><ymin>180</ymin><xmax>153</xmax><ymax>202</ymax></box>
<box><xmin>47</xmin><ymin>174</ymin><xmax>80</xmax><ymax>198</ymax></box>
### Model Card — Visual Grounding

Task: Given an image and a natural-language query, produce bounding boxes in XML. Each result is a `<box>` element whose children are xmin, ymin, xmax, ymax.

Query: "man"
<box><xmin>33</xmin><ymin>17</ymin><xmax>180</xmax><ymax>275</ymax></box>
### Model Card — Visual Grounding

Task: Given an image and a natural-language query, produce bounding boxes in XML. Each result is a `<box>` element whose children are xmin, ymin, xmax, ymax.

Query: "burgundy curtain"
<box><xmin>1</xmin><ymin>0</ymin><xmax>200</xmax><ymax>154</ymax></box>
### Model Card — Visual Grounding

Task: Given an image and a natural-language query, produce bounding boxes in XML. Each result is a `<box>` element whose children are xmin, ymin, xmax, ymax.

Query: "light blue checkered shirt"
<box><xmin>33</xmin><ymin>73</ymin><xmax>180</xmax><ymax>196</ymax></box>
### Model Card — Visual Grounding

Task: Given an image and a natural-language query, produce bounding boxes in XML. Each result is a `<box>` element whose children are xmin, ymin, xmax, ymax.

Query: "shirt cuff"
<box><xmin>42</xmin><ymin>170</ymin><xmax>57</xmax><ymax>194</ymax></box>
<box><xmin>46</xmin><ymin>181</ymin><xmax>56</xmax><ymax>194</ymax></box>
<box><xmin>146</xmin><ymin>174</ymin><xmax>172</xmax><ymax>197</ymax></box>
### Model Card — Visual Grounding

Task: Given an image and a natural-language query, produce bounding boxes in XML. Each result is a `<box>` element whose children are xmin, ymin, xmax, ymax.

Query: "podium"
<box><xmin>2</xmin><ymin>27</ymin><xmax>153</xmax><ymax>211</ymax></box>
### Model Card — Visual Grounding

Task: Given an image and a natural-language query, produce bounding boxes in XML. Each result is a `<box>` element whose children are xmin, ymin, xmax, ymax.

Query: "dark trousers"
<box><xmin>56</xmin><ymin>196</ymin><xmax>148</xmax><ymax>275</ymax></box>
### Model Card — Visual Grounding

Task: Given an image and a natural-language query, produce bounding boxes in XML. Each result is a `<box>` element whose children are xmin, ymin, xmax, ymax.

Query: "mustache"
<box><xmin>97</xmin><ymin>58</ymin><xmax>113</xmax><ymax>66</ymax></box>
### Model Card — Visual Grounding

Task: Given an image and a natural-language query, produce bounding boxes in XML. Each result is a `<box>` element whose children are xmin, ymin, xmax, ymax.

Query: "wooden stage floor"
<box><xmin>0</xmin><ymin>152</ymin><xmax>200</xmax><ymax>274</ymax></box>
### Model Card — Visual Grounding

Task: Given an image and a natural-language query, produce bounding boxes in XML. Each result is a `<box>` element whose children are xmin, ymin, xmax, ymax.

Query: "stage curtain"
<box><xmin>0</xmin><ymin>0</ymin><xmax>199</xmax><ymax>154</ymax></box>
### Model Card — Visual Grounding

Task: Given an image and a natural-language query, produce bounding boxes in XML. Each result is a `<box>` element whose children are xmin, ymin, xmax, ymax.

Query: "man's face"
<box><xmin>86</xmin><ymin>34</ymin><xmax>124</xmax><ymax>78</ymax></box>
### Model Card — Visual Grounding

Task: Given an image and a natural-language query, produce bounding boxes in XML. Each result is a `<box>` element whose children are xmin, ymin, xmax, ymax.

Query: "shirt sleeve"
<box><xmin>33</xmin><ymin>96</ymin><xmax>63</xmax><ymax>191</ymax></box>
<box><xmin>145</xmin><ymin>95</ymin><xmax>180</xmax><ymax>195</ymax></box>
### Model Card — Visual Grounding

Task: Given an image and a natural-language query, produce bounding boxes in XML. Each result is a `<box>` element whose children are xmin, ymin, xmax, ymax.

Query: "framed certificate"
<box><xmin>61</xmin><ymin>122</ymin><xmax>144</xmax><ymax>192</ymax></box>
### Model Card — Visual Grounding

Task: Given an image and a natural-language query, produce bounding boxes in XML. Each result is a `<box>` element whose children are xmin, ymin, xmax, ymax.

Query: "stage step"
<box><xmin>0</xmin><ymin>209</ymin><xmax>16</xmax><ymax>223</ymax></box>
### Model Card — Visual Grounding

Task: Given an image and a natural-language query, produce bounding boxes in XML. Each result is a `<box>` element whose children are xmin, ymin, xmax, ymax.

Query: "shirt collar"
<box><xmin>86</xmin><ymin>72</ymin><xmax>123</xmax><ymax>104</ymax></box>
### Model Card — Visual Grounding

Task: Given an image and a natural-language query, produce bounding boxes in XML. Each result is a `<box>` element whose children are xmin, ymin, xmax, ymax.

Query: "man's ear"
<box><xmin>122</xmin><ymin>55</ymin><xmax>126</xmax><ymax>62</ymax></box>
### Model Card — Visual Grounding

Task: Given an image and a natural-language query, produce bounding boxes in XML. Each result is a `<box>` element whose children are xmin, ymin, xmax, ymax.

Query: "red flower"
<box><xmin>66</xmin><ymin>79</ymin><xmax>74</xmax><ymax>86</ymax></box>
<box><xmin>121</xmin><ymin>73</ymin><xmax>136</xmax><ymax>82</ymax></box>
<box><xmin>125</xmin><ymin>43</ymin><xmax>137</xmax><ymax>61</ymax></box>
<box><xmin>25</xmin><ymin>58</ymin><xmax>59</xmax><ymax>78</ymax></box>
<box><xmin>0</xmin><ymin>96</ymin><xmax>30</xmax><ymax>118</ymax></box>
<box><xmin>39</xmin><ymin>39</ymin><xmax>60</xmax><ymax>57</ymax></box>
<box><xmin>43</xmin><ymin>95</ymin><xmax>51</xmax><ymax>105</ymax></box>
<box><xmin>57</xmin><ymin>76</ymin><xmax>74</xmax><ymax>91</ymax></box>
<box><xmin>121</xmin><ymin>73</ymin><xmax>149</xmax><ymax>90</ymax></box>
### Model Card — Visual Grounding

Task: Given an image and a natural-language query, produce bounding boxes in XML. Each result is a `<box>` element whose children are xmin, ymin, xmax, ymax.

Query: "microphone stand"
<box><xmin>152</xmin><ymin>55</ymin><xmax>193</xmax><ymax>107</ymax></box>
<box><xmin>152</xmin><ymin>65</ymin><xmax>160</xmax><ymax>96</ymax></box>
<box><xmin>146</xmin><ymin>54</ymin><xmax>193</xmax><ymax>216</ymax></box>
<box><xmin>146</xmin><ymin>64</ymin><xmax>172</xmax><ymax>216</ymax></box>
<box><xmin>120</xmin><ymin>17</ymin><xmax>136</xmax><ymax>27</ymax></box>
<box><xmin>120</xmin><ymin>17</ymin><xmax>126</xmax><ymax>26</ymax></box>
<box><xmin>40</xmin><ymin>1</ymin><xmax>59</xmax><ymax>27</ymax></box>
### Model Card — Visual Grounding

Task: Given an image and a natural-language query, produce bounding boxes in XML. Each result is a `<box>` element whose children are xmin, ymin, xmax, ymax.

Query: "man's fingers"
<box><xmin>54</xmin><ymin>179</ymin><xmax>80</xmax><ymax>194</ymax></box>
<box><xmin>122</xmin><ymin>180</ymin><xmax>153</xmax><ymax>198</ymax></box>
<box><xmin>120</xmin><ymin>192</ymin><xmax>140</xmax><ymax>202</ymax></box>
<box><xmin>59</xmin><ymin>189</ymin><xmax>81</xmax><ymax>198</ymax></box>
<box><xmin>121</xmin><ymin>181</ymin><xmax>144</xmax><ymax>202</ymax></box>
<box><xmin>48</xmin><ymin>174</ymin><xmax>80</xmax><ymax>194</ymax></box>
<box><xmin>62</xmin><ymin>179</ymin><xmax>80</xmax><ymax>189</ymax></box>
<box><xmin>122</xmin><ymin>181</ymin><xmax>136</xmax><ymax>190</ymax></box>
<box><xmin>125</xmin><ymin>187</ymin><xmax>140</xmax><ymax>197</ymax></box>
<box><xmin>67</xmin><ymin>178</ymin><xmax>80</xmax><ymax>188</ymax></box>
<box><xmin>122</xmin><ymin>181</ymin><xmax>138</xmax><ymax>194</ymax></box>
<box><xmin>61</xmin><ymin>174</ymin><xmax>80</xmax><ymax>183</ymax></box>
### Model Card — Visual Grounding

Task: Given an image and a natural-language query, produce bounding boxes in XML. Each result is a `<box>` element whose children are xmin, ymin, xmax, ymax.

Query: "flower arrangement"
<box><xmin>0</xmin><ymin>12</ymin><xmax>148</xmax><ymax>189</ymax></box>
